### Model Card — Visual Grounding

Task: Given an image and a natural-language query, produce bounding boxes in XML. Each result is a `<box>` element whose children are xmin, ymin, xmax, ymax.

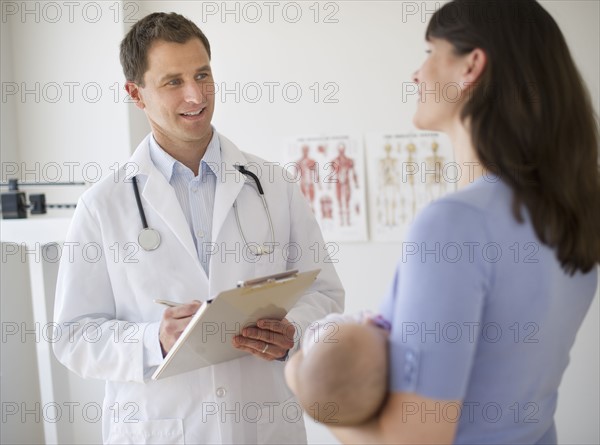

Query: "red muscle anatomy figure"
<box><xmin>296</xmin><ymin>145</ymin><xmax>320</xmax><ymax>212</ymax></box>
<box><xmin>330</xmin><ymin>143</ymin><xmax>359</xmax><ymax>226</ymax></box>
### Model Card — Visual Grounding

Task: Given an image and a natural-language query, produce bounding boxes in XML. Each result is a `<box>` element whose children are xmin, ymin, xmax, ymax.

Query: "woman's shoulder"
<box><xmin>409</xmin><ymin>176</ymin><xmax>511</xmax><ymax>242</ymax></box>
<box><xmin>443</xmin><ymin>175</ymin><xmax>510</xmax><ymax>211</ymax></box>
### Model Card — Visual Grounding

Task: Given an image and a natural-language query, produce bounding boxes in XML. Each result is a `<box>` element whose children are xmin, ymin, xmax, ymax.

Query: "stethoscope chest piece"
<box><xmin>132</xmin><ymin>175</ymin><xmax>161</xmax><ymax>251</ymax></box>
<box><xmin>138</xmin><ymin>228</ymin><xmax>161</xmax><ymax>251</ymax></box>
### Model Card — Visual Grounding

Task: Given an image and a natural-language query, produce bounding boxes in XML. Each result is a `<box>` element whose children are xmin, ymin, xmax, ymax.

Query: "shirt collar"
<box><xmin>202</xmin><ymin>130</ymin><xmax>221</xmax><ymax>176</ymax></box>
<box><xmin>149</xmin><ymin>128</ymin><xmax>221</xmax><ymax>182</ymax></box>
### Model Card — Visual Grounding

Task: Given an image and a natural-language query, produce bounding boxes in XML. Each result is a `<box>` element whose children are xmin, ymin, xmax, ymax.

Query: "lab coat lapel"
<box><xmin>129</xmin><ymin>135</ymin><xmax>202</xmax><ymax>268</ymax></box>
<box><xmin>212</xmin><ymin>135</ymin><xmax>247</xmax><ymax>242</ymax></box>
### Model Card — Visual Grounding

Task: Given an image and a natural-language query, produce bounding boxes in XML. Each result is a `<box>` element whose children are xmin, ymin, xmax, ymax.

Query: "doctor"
<box><xmin>53</xmin><ymin>12</ymin><xmax>344</xmax><ymax>445</ymax></box>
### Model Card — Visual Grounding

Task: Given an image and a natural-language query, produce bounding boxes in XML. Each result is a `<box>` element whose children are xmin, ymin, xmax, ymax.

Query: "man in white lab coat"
<box><xmin>53</xmin><ymin>12</ymin><xmax>344</xmax><ymax>444</ymax></box>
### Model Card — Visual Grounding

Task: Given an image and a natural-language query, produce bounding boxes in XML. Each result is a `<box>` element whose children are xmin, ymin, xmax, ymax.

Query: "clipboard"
<box><xmin>151</xmin><ymin>268</ymin><xmax>321</xmax><ymax>380</ymax></box>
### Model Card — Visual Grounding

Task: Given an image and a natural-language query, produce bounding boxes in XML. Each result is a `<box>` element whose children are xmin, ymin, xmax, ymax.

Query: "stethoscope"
<box><xmin>132</xmin><ymin>165</ymin><xmax>276</xmax><ymax>255</ymax></box>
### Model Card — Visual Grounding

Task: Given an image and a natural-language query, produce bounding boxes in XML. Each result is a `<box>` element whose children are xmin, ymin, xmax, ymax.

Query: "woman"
<box><xmin>306</xmin><ymin>1</ymin><xmax>599</xmax><ymax>443</ymax></box>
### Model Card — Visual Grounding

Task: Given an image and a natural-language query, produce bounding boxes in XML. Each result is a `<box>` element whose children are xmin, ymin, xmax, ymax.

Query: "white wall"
<box><xmin>1</xmin><ymin>1</ymin><xmax>598</xmax><ymax>443</ymax></box>
<box><xmin>1</xmin><ymin>1</ymin><xmax>131</xmax><ymax>205</ymax></box>
<box><xmin>1</xmin><ymin>14</ymin><xmax>20</xmax><ymax>166</ymax></box>
<box><xmin>1</xmin><ymin>2</ymin><xmax>130</xmax><ymax>442</ymax></box>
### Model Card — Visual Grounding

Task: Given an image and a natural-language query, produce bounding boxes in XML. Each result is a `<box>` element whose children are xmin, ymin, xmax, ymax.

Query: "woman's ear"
<box><xmin>461</xmin><ymin>48</ymin><xmax>487</xmax><ymax>89</ymax></box>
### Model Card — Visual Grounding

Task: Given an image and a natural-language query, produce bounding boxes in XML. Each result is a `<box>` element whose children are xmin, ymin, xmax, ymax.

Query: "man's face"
<box><xmin>127</xmin><ymin>38</ymin><xmax>215</xmax><ymax>150</ymax></box>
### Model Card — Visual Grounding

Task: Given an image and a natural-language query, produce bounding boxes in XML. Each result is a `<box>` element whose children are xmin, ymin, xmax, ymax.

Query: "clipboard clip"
<box><xmin>236</xmin><ymin>269</ymin><xmax>299</xmax><ymax>288</ymax></box>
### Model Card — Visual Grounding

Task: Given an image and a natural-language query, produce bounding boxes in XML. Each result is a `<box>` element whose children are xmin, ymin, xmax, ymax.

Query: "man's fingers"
<box><xmin>242</xmin><ymin>326</ymin><xmax>275</xmax><ymax>342</ymax></box>
<box><xmin>256</xmin><ymin>318</ymin><xmax>294</xmax><ymax>335</ymax></box>
<box><xmin>159</xmin><ymin>301</ymin><xmax>203</xmax><ymax>355</ymax></box>
<box><xmin>233</xmin><ymin>343</ymin><xmax>275</xmax><ymax>361</ymax></box>
<box><xmin>236</xmin><ymin>337</ymin><xmax>266</xmax><ymax>352</ymax></box>
<box><xmin>164</xmin><ymin>301</ymin><xmax>203</xmax><ymax>319</ymax></box>
<box><xmin>232</xmin><ymin>336</ymin><xmax>284</xmax><ymax>360</ymax></box>
<box><xmin>242</xmin><ymin>327</ymin><xmax>294</xmax><ymax>349</ymax></box>
<box><xmin>255</xmin><ymin>318</ymin><xmax>296</xmax><ymax>345</ymax></box>
<box><xmin>162</xmin><ymin>316</ymin><xmax>191</xmax><ymax>333</ymax></box>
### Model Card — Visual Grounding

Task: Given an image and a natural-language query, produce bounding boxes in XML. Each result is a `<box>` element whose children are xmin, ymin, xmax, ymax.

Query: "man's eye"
<box><xmin>168</xmin><ymin>79</ymin><xmax>181</xmax><ymax>86</ymax></box>
<box><xmin>196</xmin><ymin>73</ymin><xmax>208</xmax><ymax>81</ymax></box>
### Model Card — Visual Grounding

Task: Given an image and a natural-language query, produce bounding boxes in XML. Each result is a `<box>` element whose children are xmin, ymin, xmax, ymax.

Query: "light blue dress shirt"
<box><xmin>149</xmin><ymin>130</ymin><xmax>220</xmax><ymax>276</ymax></box>
<box><xmin>379</xmin><ymin>174</ymin><xmax>597</xmax><ymax>444</ymax></box>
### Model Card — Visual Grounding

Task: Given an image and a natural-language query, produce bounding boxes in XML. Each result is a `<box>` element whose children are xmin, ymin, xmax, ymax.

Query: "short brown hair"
<box><xmin>120</xmin><ymin>12</ymin><xmax>211</xmax><ymax>86</ymax></box>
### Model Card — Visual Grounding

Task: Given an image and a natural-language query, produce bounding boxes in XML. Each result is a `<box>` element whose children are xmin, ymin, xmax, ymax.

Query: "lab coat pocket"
<box><xmin>257</xmin><ymin>396</ymin><xmax>306</xmax><ymax>444</ymax></box>
<box><xmin>106</xmin><ymin>418</ymin><xmax>184</xmax><ymax>444</ymax></box>
<box><xmin>254</xmin><ymin>247</ymin><xmax>287</xmax><ymax>277</ymax></box>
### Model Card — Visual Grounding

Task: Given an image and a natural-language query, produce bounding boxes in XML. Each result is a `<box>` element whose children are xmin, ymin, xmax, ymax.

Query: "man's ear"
<box><xmin>125</xmin><ymin>81</ymin><xmax>145</xmax><ymax>110</ymax></box>
<box><xmin>461</xmin><ymin>48</ymin><xmax>487</xmax><ymax>90</ymax></box>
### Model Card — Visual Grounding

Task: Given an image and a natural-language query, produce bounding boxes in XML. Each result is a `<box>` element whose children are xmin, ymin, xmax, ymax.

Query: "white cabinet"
<box><xmin>1</xmin><ymin>217</ymin><xmax>104</xmax><ymax>444</ymax></box>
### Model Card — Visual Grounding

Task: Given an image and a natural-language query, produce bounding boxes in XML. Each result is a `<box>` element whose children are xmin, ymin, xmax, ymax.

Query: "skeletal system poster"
<box><xmin>365</xmin><ymin>131</ymin><xmax>455</xmax><ymax>241</ymax></box>
<box><xmin>284</xmin><ymin>135</ymin><xmax>368</xmax><ymax>242</ymax></box>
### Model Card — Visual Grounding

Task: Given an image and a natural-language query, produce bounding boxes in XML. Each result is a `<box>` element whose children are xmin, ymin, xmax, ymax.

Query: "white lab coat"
<box><xmin>53</xmin><ymin>133</ymin><xmax>344</xmax><ymax>444</ymax></box>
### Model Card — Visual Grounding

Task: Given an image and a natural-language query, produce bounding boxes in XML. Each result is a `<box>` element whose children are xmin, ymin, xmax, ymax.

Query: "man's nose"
<box><xmin>183</xmin><ymin>81</ymin><xmax>204</xmax><ymax>104</ymax></box>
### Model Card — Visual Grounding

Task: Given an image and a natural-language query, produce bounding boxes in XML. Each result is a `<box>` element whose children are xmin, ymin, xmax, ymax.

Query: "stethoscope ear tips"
<box><xmin>250</xmin><ymin>245</ymin><xmax>274</xmax><ymax>256</ymax></box>
<box><xmin>257</xmin><ymin>245</ymin><xmax>275</xmax><ymax>256</ymax></box>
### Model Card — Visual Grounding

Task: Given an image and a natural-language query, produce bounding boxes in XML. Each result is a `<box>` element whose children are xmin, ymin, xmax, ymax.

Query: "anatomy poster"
<box><xmin>365</xmin><ymin>131</ymin><xmax>455</xmax><ymax>242</ymax></box>
<box><xmin>284</xmin><ymin>135</ymin><xmax>368</xmax><ymax>242</ymax></box>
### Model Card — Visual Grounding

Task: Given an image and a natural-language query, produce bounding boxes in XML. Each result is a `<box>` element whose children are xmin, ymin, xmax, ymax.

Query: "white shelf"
<box><xmin>1</xmin><ymin>215</ymin><xmax>73</xmax><ymax>245</ymax></box>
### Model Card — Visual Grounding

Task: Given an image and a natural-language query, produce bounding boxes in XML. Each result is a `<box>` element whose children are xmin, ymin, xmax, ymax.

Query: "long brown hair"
<box><xmin>427</xmin><ymin>0</ymin><xmax>600</xmax><ymax>274</ymax></box>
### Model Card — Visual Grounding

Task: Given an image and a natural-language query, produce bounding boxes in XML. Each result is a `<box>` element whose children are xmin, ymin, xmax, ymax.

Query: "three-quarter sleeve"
<box><xmin>384</xmin><ymin>200</ymin><xmax>492</xmax><ymax>400</ymax></box>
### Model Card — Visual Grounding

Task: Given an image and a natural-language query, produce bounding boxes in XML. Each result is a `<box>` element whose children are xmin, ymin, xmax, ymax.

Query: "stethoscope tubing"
<box><xmin>133</xmin><ymin>176</ymin><xmax>161</xmax><ymax>251</ymax></box>
<box><xmin>233</xmin><ymin>165</ymin><xmax>276</xmax><ymax>255</ymax></box>
<box><xmin>132</xmin><ymin>167</ymin><xmax>276</xmax><ymax>254</ymax></box>
<box><xmin>132</xmin><ymin>176</ymin><xmax>148</xmax><ymax>229</ymax></box>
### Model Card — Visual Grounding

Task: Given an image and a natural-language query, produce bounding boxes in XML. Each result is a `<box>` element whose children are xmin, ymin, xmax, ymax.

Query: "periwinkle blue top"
<box><xmin>379</xmin><ymin>175</ymin><xmax>597</xmax><ymax>444</ymax></box>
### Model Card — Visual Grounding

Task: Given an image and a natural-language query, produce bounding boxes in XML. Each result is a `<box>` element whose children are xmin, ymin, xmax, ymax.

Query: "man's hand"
<box><xmin>159</xmin><ymin>301</ymin><xmax>203</xmax><ymax>357</ymax></box>
<box><xmin>232</xmin><ymin>318</ymin><xmax>295</xmax><ymax>361</ymax></box>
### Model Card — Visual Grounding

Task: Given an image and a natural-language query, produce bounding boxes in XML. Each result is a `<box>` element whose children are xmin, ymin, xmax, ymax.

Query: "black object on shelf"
<box><xmin>1</xmin><ymin>192</ymin><xmax>28</xmax><ymax>219</ymax></box>
<box><xmin>30</xmin><ymin>194</ymin><xmax>47</xmax><ymax>214</ymax></box>
<box><xmin>0</xmin><ymin>178</ymin><xmax>78</xmax><ymax>219</ymax></box>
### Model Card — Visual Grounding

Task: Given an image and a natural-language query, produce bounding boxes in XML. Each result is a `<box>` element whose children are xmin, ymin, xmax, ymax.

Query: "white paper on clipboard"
<box><xmin>152</xmin><ymin>269</ymin><xmax>321</xmax><ymax>380</ymax></box>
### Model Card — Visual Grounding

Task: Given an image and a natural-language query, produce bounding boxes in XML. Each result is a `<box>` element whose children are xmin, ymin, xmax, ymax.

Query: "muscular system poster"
<box><xmin>284</xmin><ymin>134</ymin><xmax>368</xmax><ymax>242</ymax></box>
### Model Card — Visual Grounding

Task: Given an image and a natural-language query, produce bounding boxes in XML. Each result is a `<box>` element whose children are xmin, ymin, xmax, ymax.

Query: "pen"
<box><xmin>236</xmin><ymin>269</ymin><xmax>299</xmax><ymax>288</ymax></box>
<box><xmin>153</xmin><ymin>299</ymin><xmax>183</xmax><ymax>308</ymax></box>
<box><xmin>153</xmin><ymin>299</ymin><xmax>212</xmax><ymax>307</ymax></box>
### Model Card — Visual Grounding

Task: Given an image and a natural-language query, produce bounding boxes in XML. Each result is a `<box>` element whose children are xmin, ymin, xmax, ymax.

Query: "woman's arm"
<box><xmin>330</xmin><ymin>391</ymin><xmax>460</xmax><ymax>445</ymax></box>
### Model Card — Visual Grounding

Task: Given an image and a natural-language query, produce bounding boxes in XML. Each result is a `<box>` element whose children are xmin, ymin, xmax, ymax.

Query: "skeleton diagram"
<box><xmin>295</xmin><ymin>145</ymin><xmax>320</xmax><ymax>212</ymax></box>
<box><xmin>406</xmin><ymin>142</ymin><xmax>418</xmax><ymax>219</ymax></box>
<box><xmin>378</xmin><ymin>144</ymin><xmax>402</xmax><ymax>226</ymax></box>
<box><xmin>330</xmin><ymin>142</ymin><xmax>359</xmax><ymax>226</ymax></box>
<box><xmin>424</xmin><ymin>140</ymin><xmax>447</xmax><ymax>201</ymax></box>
